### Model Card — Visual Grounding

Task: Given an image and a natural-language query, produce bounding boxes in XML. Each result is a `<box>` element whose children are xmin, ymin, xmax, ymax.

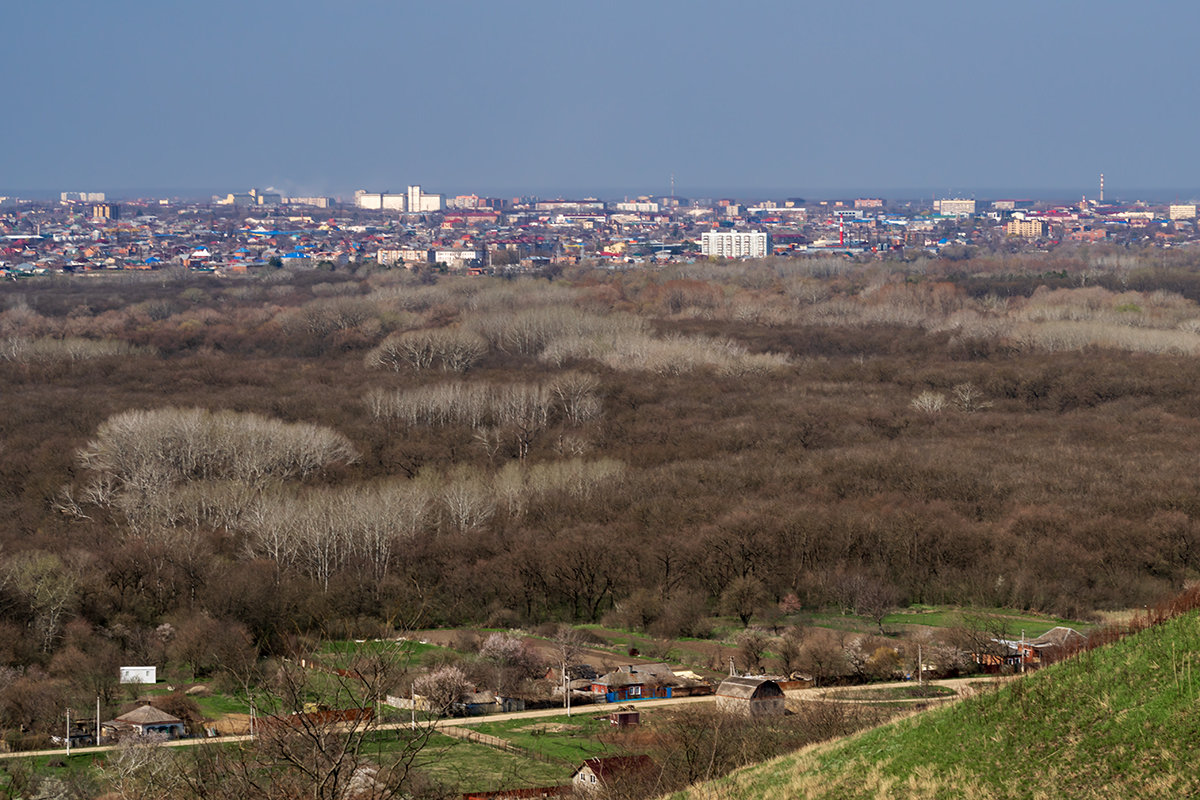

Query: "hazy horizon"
<box><xmin>7</xmin><ymin>185</ymin><xmax>1200</xmax><ymax>206</ymax></box>
<box><xmin>6</xmin><ymin>1</ymin><xmax>1198</xmax><ymax>197</ymax></box>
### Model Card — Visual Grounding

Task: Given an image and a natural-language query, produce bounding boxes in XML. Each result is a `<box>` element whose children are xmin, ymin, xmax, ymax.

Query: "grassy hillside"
<box><xmin>674</xmin><ymin>611</ymin><xmax>1200</xmax><ymax>800</ymax></box>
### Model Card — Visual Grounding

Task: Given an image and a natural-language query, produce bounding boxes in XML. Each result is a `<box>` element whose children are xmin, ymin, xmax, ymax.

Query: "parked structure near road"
<box><xmin>714</xmin><ymin>677</ymin><xmax>785</xmax><ymax>717</ymax></box>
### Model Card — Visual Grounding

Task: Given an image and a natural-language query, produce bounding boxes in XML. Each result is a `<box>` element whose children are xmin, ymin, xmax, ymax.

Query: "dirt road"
<box><xmin>0</xmin><ymin>676</ymin><xmax>1006</xmax><ymax>762</ymax></box>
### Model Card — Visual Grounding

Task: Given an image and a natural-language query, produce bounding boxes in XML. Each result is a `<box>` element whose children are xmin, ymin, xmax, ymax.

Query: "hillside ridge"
<box><xmin>672</xmin><ymin>610</ymin><xmax>1200</xmax><ymax>800</ymax></box>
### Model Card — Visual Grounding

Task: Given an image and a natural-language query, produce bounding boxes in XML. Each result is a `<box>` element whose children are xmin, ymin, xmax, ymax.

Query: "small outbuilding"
<box><xmin>608</xmin><ymin>710</ymin><xmax>640</xmax><ymax>727</ymax></box>
<box><xmin>456</xmin><ymin>690</ymin><xmax>499</xmax><ymax>717</ymax></box>
<box><xmin>714</xmin><ymin>677</ymin><xmax>785</xmax><ymax>717</ymax></box>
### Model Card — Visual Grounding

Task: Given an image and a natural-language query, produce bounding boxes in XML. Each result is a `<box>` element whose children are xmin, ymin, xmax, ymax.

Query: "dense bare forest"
<box><xmin>3</xmin><ymin>250</ymin><xmax>1200</xmax><ymax>689</ymax></box>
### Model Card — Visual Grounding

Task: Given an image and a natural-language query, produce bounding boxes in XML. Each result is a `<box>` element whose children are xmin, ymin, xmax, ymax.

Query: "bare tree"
<box><xmin>77</xmin><ymin>408</ymin><xmax>359</xmax><ymax>529</ymax></box>
<box><xmin>736</xmin><ymin>629</ymin><xmax>770</xmax><ymax>674</ymax></box>
<box><xmin>548</xmin><ymin>371</ymin><xmax>602</xmax><ymax>426</ymax></box>
<box><xmin>720</xmin><ymin>576</ymin><xmax>768</xmax><ymax>627</ymax></box>
<box><xmin>910</xmin><ymin>390</ymin><xmax>947</xmax><ymax>416</ymax></box>
<box><xmin>436</xmin><ymin>469</ymin><xmax>496</xmax><ymax>533</ymax></box>
<box><xmin>777</xmin><ymin>626</ymin><xmax>806</xmax><ymax>677</ymax></box>
<box><xmin>366</xmin><ymin>328</ymin><xmax>487</xmax><ymax>373</ymax></box>
<box><xmin>951</xmin><ymin>382</ymin><xmax>993</xmax><ymax>413</ymax></box>
<box><xmin>1</xmin><ymin>551</ymin><xmax>79</xmax><ymax>653</ymax></box>
<box><xmin>495</xmin><ymin>384</ymin><xmax>552</xmax><ymax>460</ymax></box>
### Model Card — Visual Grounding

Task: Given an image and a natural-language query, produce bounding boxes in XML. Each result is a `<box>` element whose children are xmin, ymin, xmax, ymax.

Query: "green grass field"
<box><xmin>673</xmin><ymin>611</ymin><xmax>1200</xmax><ymax>800</ymax></box>
<box><xmin>192</xmin><ymin>692</ymin><xmax>252</xmax><ymax>717</ymax></box>
<box><xmin>798</xmin><ymin>605</ymin><xmax>1092</xmax><ymax>638</ymax></box>
<box><xmin>0</xmin><ymin>751</ymin><xmax>107</xmax><ymax>797</ymax></box>
<box><xmin>415</xmin><ymin>733</ymin><xmax>568</xmax><ymax>793</ymax></box>
<box><xmin>470</xmin><ymin>711</ymin><xmax>623</xmax><ymax>764</ymax></box>
<box><xmin>314</xmin><ymin>638</ymin><xmax>447</xmax><ymax>669</ymax></box>
<box><xmin>880</xmin><ymin>606</ymin><xmax>1094</xmax><ymax>638</ymax></box>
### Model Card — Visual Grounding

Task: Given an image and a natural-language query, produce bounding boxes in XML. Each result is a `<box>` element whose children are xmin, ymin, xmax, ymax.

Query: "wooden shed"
<box><xmin>714</xmin><ymin>677</ymin><xmax>785</xmax><ymax>717</ymax></box>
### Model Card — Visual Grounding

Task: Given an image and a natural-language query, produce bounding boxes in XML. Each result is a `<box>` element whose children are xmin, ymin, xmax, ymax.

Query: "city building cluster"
<box><xmin>1</xmin><ymin>186</ymin><xmax>1197</xmax><ymax>278</ymax></box>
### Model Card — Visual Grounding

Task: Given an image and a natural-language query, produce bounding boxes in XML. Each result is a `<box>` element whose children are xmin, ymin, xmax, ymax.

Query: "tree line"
<box><xmin>0</xmin><ymin>253</ymin><xmax>1198</xmax><ymax>745</ymax></box>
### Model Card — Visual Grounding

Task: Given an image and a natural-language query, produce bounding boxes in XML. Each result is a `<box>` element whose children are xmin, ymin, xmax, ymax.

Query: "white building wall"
<box><xmin>120</xmin><ymin>666</ymin><xmax>157</xmax><ymax>684</ymax></box>
<box><xmin>936</xmin><ymin>199</ymin><xmax>976</xmax><ymax>215</ymax></box>
<box><xmin>701</xmin><ymin>231</ymin><xmax>769</xmax><ymax>259</ymax></box>
<box><xmin>381</xmin><ymin>194</ymin><xmax>407</xmax><ymax>211</ymax></box>
<box><xmin>355</xmin><ymin>193</ymin><xmax>384</xmax><ymax>210</ymax></box>
<box><xmin>407</xmin><ymin>186</ymin><xmax>443</xmax><ymax>213</ymax></box>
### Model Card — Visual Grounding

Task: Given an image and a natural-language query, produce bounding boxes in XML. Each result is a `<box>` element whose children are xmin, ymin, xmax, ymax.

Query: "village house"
<box><xmin>571</xmin><ymin>755</ymin><xmax>654</xmax><ymax>793</ymax></box>
<box><xmin>974</xmin><ymin>627</ymin><xmax>1087</xmax><ymax>672</ymax></box>
<box><xmin>590</xmin><ymin>663</ymin><xmax>678</xmax><ymax>702</ymax></box>
<box><xmin>102</xmin><ymin>705</ymin><xmax>186</xmax><ymax>740</ymax></box>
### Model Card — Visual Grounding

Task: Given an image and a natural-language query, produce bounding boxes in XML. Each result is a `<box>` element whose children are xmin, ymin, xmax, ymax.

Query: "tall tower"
<box><xmin>1099</xmin><ymin>173</ymin><xmax>1105</xmax><ymax>203</ymax></box>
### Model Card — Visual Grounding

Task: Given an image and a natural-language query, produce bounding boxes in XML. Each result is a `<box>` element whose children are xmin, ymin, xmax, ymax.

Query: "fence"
<box><xmin>439</xmin><ymin>725</ymin><xmax>565</xmax><ymax>765</ymax></box>
<box><xmin>257</xmin><ymin>707</ymin><xmax>374</xmax><ymax>731</ymax></box>
<box><xmin>461</xmin><ymin>787</ymin><xmax>570</xmax><ymax>800</ymax></box>
<box><xmin>385</xmin><ymin>695</ymin><xmax>413</xmax><ymax>710</ymax></box>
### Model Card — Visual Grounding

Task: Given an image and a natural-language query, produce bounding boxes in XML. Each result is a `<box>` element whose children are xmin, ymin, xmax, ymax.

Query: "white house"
<box><xmin>119</xmin><ymin>666</ymin><xmax>157</xmax><ymax>685</ymax></box>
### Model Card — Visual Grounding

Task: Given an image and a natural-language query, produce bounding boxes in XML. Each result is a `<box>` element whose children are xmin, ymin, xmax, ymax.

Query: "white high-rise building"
<box><xmin>935</xmin><ymin>198</ymin><xmax>976</xmax><ymax>216</ymax></box>
<box><xmin>355</xmin><ymin>190</ymin><xmax>407</xmax><ymax>211</ymax></box>
<box><xmin>407</xmin><ymin>185</ymin><xmax>442</xmax><ymax>213</ymax></box>
<box><xmin>701</xmin><ymin>230</ymin><xmax>770</xmax><ymax>259</ymax></box>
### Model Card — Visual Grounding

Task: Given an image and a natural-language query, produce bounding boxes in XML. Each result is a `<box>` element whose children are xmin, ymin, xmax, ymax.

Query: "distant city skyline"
<box><xmin>6</xmin><ymin>1</ymin><xmax>1197</xmax><ymax>197</ymax></box>
<box><xmin>9</xmin><ymin>185</ymin><xmax>1200</xmax><ymax>206</ymax></box>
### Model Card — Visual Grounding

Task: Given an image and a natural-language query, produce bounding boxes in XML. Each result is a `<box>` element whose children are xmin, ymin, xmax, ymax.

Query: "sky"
<box><xmin>5</xmin><ymin>0</ymin><xmax>1199</xmax><ymax>201</ymax></box>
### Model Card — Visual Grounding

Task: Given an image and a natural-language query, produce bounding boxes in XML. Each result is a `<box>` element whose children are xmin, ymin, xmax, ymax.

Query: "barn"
<box><xmin>714</xmin><ymin>677</ymin><xmax>785</xmax><ymax>717</ymax></box>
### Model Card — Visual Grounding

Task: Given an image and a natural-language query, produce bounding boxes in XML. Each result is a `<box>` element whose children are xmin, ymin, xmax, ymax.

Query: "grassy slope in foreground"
<box><xmin>674</xmin><ymin>611</ymin><xmax>1200</xmax><ymax>800</ymax></box>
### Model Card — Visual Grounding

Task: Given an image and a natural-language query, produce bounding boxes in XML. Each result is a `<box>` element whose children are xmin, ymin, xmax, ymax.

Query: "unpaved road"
<box><xmin>0</xmin><ymin>676</ymin><xmax>1005</xmax><ymax>762</ymax></box>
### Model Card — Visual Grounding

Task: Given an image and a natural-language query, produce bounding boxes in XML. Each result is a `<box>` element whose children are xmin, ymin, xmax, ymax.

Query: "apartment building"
<box><xmin>935</xmin><ymin>198</ymin><xmax>976</xmax><ymax>216</ymax></box>
<box><xmin>1006</xmin><ymin>218</ymin><xmax>1045</xmax><ymax>238</ymax></box>
<box><xmin>701</xmin><ymin>230</ymin><xmax>770</xmax><ymax>259</ymax></box>
<box><xmin>407</xmin><ymin>185</ymin><xmax>442</xmax><ymax>213</ymax></box>
<box><xmin>355</xmin><ymin>191</ymin><xmax>408</xmax><ymax>211</ymax></box>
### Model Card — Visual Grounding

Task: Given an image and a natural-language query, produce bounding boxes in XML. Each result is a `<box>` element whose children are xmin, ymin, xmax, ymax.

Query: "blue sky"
<box><xmin>5</xmin><ymin>0</ymin><xmax>1198</xmax><ymax>200</ymax></box>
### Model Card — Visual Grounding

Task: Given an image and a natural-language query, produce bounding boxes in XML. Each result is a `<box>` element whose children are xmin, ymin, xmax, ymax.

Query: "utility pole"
<box><xmin>917</xmin><ymin>644</ymin><xmax>923</xmax><ymax>687</ymax></box>
<box><xmin>95</xmin><ymin>696</ymin><xmax>100</xmax><ymax>746</ymax></box>
<box><xmin>65</xmin><ymin>708</ymin><xmax>71</xmax><ymax>756</ymax></box>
